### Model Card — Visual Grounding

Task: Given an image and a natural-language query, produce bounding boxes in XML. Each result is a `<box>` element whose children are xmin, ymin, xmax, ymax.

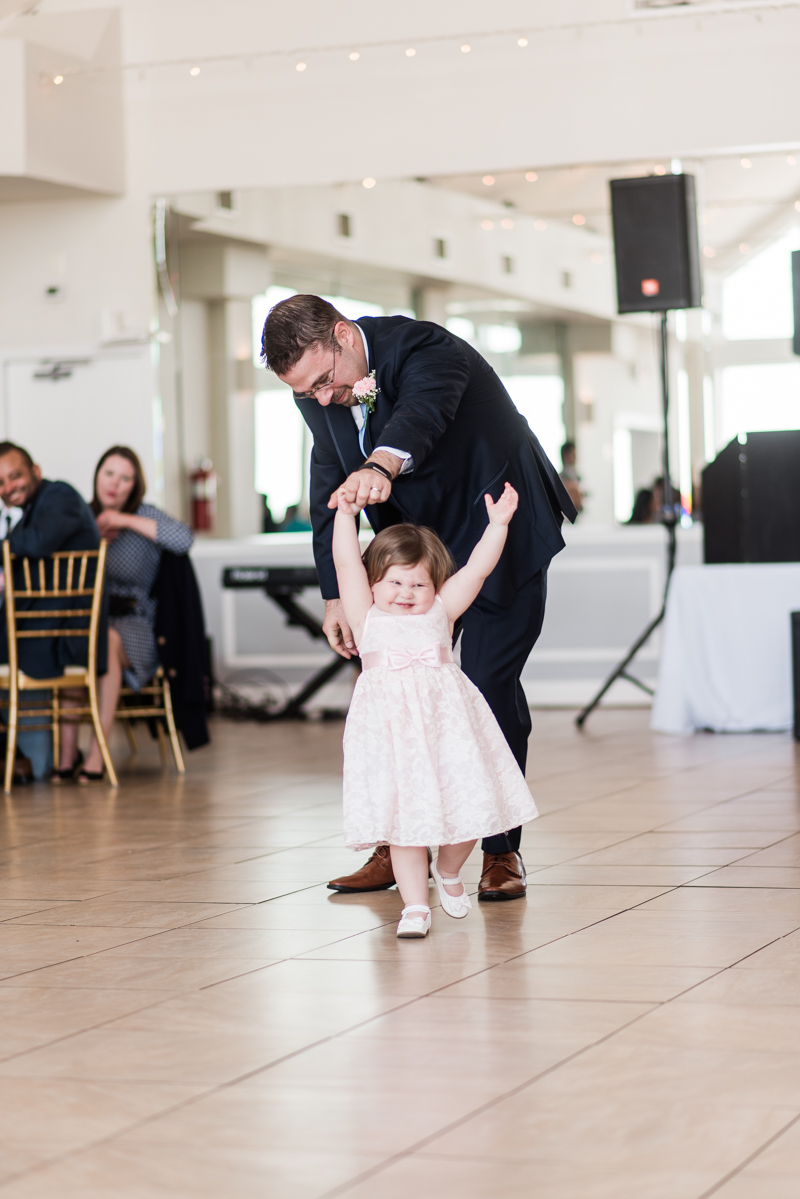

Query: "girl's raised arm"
<box><xmin>332</xmin><ymin>493</ymin><xmax>374</xmax><ymax>642</ymax></box>
<box><xmin>439</xmin><ymin>482</ymin><xmax>518</xmax><ymax>622</ymax></box>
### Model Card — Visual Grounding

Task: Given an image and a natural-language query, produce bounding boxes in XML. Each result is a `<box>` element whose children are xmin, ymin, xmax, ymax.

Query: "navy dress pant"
<box><xmin>455</xmin><ymin>567</ymin><xmax>548</xmax><ymax>855</ymax></box>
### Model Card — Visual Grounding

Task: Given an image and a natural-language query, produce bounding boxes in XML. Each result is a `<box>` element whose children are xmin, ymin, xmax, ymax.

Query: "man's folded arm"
<box><xmin>9</xmin><ymin>486</ymin><xmax>92</xmax><ymax>558</ymax></box>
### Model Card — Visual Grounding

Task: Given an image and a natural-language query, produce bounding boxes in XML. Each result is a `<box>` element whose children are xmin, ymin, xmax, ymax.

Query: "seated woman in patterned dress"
<box><xmin>56</xmin><ymin>446</ymin><xmax>193</xmax><ymax>783</ymax></box>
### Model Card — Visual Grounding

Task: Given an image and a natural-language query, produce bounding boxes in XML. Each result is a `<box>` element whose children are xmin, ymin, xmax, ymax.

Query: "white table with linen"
<box><xmin>651</xmin><ymin>563</ymin><xmax>800</xmax><ymax>735</ymax></box>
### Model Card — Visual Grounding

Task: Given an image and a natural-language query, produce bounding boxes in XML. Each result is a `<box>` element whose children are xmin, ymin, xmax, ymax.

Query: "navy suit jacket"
<box><xmin>295</xmin><ymin>316</ymin><xmax>577</xmax><ymax>607</ymax></box>
<box><xmin>2</xmin><ymin>479</ymin><xmax>106</xmax><ymax>678</ymax></box>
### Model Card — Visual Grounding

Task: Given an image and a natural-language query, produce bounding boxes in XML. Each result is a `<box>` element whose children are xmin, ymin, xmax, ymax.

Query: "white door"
<box><xmin>3</xmin><ymin>350</ymin><xmax>159</xmax><ymax>503</ymax></box>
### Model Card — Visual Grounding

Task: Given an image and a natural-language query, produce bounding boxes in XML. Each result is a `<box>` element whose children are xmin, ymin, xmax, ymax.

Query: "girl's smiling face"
<box><xmin>372</xmin><ymin>561</ymin><xmax>436</xmax><ymax>615</ymax></box>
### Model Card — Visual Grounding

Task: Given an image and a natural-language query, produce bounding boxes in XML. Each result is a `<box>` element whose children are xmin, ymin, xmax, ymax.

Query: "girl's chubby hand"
<box><xmin>485</xmin><ymin>482</ymin><xmax>519</xmax><ymax>526</ymax></box>
<box><xmin>335</xmin><ymin>487</ymin><xmax>363</xmax><ymax>517</ymax></box>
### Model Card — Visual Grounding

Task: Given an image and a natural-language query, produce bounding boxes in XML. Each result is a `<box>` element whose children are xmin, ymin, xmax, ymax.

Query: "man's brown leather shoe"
<box><xmin>478</xmin><ymin>851</ymin><xmax>526</xmax><ymax>901</ymax></box>
<box><xmin>328</xmin><ymin>846</ymin><xmax>433</xmax><ymax>893</ymax></box>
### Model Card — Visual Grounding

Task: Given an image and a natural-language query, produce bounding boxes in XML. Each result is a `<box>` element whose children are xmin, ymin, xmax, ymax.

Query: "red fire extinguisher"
<box><xmin>190</xmin><ymin>459</ymin><xmax>217</xmax><ymax>532</ymax></box>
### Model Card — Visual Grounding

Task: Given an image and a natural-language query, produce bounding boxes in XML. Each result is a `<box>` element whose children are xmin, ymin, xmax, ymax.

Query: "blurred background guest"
<box><xmin>559</xmin><ymin>441</ymin><xmax>584</xmax><ymax>515</ymax></box>
<box><xmin>627</xmin><ymin>488</ymin><xmax>656</xmax><ymax>524</ymax></box>
<box><xmin>57</xmin><ymin>446</ymin><xmax>193</xmax><ymax>783</ymax></box>
<box><xmin>0</xmin><ymin>441</ymin><xmax>102</xmax><ymax>780</ymax></box>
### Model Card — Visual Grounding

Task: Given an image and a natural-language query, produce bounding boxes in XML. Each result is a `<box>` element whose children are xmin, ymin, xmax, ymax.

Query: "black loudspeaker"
<box><xmin>610</xmin><ymin>175</ymin><xmax>702</xmax><ymax>313</ymax></box>
<box><xmin>702</xmin><ymin>431</ymin><xmax>800</xmax><ymax>564</ymax></box>
<box><xmin>792</xmin><ymin>249</ymin><xmax>800</xmax><ymax>356</ymax></box>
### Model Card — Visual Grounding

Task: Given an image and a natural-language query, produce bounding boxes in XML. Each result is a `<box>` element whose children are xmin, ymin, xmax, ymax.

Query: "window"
<box><xmin>717</xmin><ymin>363</ymin><xmax>800</xmax><ymax>447</ymax></box>
<box><xmin>502</xmin><ymin>255</ymin><xmax>514</xmax><ymax>275</ymax></box>
<box><xmin>722</xmin><ymin>227</ymin><xmax>800</xmax><ymax>340</ymax></box>
<box><xmin>337</xmin><ymin>213</ymin><xmax>352</xmax><ymax>238</ymax></box>
<box><xmin>254</xmin><ymin>390</ymin><xmax>305</xmax><ymax>525</ymax></box>
<box><xmin>500</xmin><ymin>375</ymin><xmax>565</xmax><ymax>469</ymax></box>
<box><xmin>433</xmin><ymin>237</ymin><xmax>447</xmax><ymax>259</ymax></box>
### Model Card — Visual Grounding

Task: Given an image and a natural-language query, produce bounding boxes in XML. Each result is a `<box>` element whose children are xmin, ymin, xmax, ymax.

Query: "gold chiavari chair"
<box><xmin>115</xmin><ymin>665</ymin><xmax>185</xmax><ymax>774</ymax></box>
<box><xmin>0</xmin><ymin>539</ymin><xmax>116</xmax><ymax>792</ymax></box>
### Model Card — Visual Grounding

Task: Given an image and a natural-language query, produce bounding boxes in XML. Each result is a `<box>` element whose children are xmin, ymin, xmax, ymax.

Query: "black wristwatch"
<box><xmin>360</xmin><ymin>461</ymin><xmax>393</xmax><ymax>481</ymax></box>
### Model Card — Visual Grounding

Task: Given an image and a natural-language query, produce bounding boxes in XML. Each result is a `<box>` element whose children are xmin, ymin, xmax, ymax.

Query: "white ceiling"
<box><xmin>432</xmin><ymin>151</ymin><xmax>800</xmax><ymax>272</ymax></box>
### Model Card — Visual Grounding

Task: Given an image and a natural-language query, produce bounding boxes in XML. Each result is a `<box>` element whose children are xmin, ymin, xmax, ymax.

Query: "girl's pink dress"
<box><xmin>343</xmin><ymin>595</ymin><xmax>538</xmax><ymax>849</ymax></box>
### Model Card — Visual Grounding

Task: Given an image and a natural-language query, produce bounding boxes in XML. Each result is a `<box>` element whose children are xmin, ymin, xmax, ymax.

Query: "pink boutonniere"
<box><xmin>352</xmin><ymin>370</ymin><xmax>380</xmax><ymax>414</ymax></box>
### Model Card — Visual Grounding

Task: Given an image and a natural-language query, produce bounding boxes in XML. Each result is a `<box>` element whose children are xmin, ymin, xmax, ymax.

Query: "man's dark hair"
<box><xmin>90</xmin><ymin>445</ymin><xmax>146</xmax><ymax>516</ymax></box>
<box><xmin>0</xmin><ymin>441</ymin><xmax>34</xmax><ymax>469</ymax></box>
<box><xmin>261</xmin><ymin>294</ymin><xmax>348</xmax><ymax>376</ymax></box>
<box><xmin>561</xmin><ymin>441</ymin><xmax>576</xmax><ymax>457</ymax></box>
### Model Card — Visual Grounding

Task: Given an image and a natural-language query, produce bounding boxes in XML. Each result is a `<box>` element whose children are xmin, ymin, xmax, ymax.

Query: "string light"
<box><xmin>739</xmin><ymin>243</ymin><xmax>751</xmax><ymax>254</ymax></box>
<box><xmin>53</xmin><ymin>75</ymin><xmax>64</xmax><ymax>84</ymax></box>
<box><xmin>703</xmin><ymin>245</ymin><xmax>715</xmax><ymax>257</ymax></box>
<box><xmin>787</xmin><ymin>155</ymin><xmax>797</xmax><ymax>166</ymax></box>
<box><xmin>534</xmin><ymin>220</ymin><xmax>546</xmax><ymax>231</ymax></box>
<box><xmin>653</xmin><ymin>164</ymin><xmax>666</xmax><ymax>175</ymax></box>
<box><xmin>573</xmin><ymin>214</ymin><xmax>586</xmax><ymax>226</ymax></box>
<box><xmin>590</xmin><ymin>252</ymin><xmax>603</xmax><ymax>264</ymax></box>
<box><xmin>405</xmin><ymin>48</ymin><xmax>416</xmax><ymax>57</ymax></box>
<box><xmin>517</xmin><ymin>37</ymin><xmax>528</xmax><ymax>46</ymax></box>
<box><xmin>481</xmin><ymin>219</ymin><xmax>494</xmax><ymax>230</ymax></box>
<box><xmin>740</xmin><ymin>157</ymin><xmax>751</xmax><ymax>168</ymax></box>
<box><xmin>525</xmin><ymin>171</ymin><xmax>537</xmax><ymax>182</ymax></box>
<box><xmin>461</xmin><ymin>44</ymin><xmax>471</xmax><ymax>53</ymax></box>
<box><xmin>349</xmin><ymin>51</ymin><xmax>360</xmax><ymax>61</ymax></box>
<box><xmin>189</xmin><ymin>66</ymin><xmax>200</xmax><ymax>76</ymax></box>
<box><xmin>795</xmin><ymin>201</ymin><xmax>800</xmax><ymax>211</ymax></box>
<box><xmin>362</xmin><ymin>177</ymin><xmax>376</xmax><ymax>189</ymax></box>
<box><xmin>500</xmin><ymin>218</ymin><xmax>514</xmax><ymax>229</ymax></box>
<box><xmin>482</xmin><ymin>175</ymin><xmax>495</xmax><ymax>186</ymax></box>
<box><xmin>296</xmin><ymin>61</ymin><xmax>306</xmax><ymax>71</ymax></box>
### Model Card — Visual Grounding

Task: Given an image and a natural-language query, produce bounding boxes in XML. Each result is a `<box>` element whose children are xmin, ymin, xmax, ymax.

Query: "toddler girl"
<box><xmin>332</xmin><ymin>481</ymin><xmax>538</xmax><ymax>938</ymax></box>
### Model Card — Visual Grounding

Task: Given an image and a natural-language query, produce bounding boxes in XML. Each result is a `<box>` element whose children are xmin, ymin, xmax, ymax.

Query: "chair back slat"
<box><xmin>66</xmin><ymin>555</ymin><xmax>74</xmax><ymax>593</ymax></box>
<box><xmin>78</xmin><ymin>555</ymin><xmax>88</xmax><ymax>592</ymax></box>
<box><xmin>22</xmin><ymin>558</ymin><xmax>31</xmax><ymax>594</ymax></box>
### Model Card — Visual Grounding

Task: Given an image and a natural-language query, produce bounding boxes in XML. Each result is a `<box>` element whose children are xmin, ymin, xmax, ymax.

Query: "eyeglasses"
<box><xmin>292</xmin><ymin>334</ymin><xmax>337</xmax><ymax>401</ymax></box>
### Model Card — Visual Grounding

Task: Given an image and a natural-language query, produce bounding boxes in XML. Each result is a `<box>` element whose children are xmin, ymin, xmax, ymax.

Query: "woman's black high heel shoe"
<box><xmin>51</xmin><ymin>749</ymin><xmax>84</xmax><ymax>784</ymax></box>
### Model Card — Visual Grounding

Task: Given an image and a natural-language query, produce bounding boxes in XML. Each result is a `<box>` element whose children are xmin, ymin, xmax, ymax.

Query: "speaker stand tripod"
<box><xmin>575</xmin><ymin>311</ymin><xmax>679</xmax><ymax>729</ymax></box>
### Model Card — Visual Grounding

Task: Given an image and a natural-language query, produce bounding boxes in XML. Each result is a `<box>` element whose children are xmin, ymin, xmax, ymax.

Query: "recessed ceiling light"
<box><xmin>739</xmin><ymin>243</ymin><xmax>751</xmax><ymax>254</ymax></box>
<box><xmin>53</xmin><ymin>74</ymin><xmax>64</xmax><ymax>84</ymax></box>
<box><xmin>573</xmin><ymin>214</ymin><xmax>586</xmax><ymax>226</ymax></box>
<box><xmin>517</xmin><ymin>37</ymin><xmax>528</xmax><ymax>47</ymax></box>
<box><xmin>740</xmin><ymin>157</ymin><xmax>751</xmax><ymax>168</ymax></box>
<box><xmin>481</xmin><ymin>219</ymin><xmax>494</xmax><ymax>230</ymax></box>
<box><xmin>501</xmin><ymin>218</ymin><xmax>514</xmax><ymax>229</ymax></box>
<box><xmin>525</xmin><ymin>171</ymin><xmax>537</xmax><ymax>182</ymax></box>
<box><xmin>296</xmin><ymin>62</ymin><xmax>306</xmax><ymax>72</ymax></box>
<box><xmin>703</xmin><ymin>245</ymin><xmax>715</xmax><ymax>257</ymax></box>
<box><xmin>534</xmin><ymin>220</ymin><xmax>546</xmax><ymax>231</ymax></box>
<box><xmin>461</xmin><ymin>44</ymin><xmax>471</xmax><ymax>53</ymax></box>
<box><xmin>405</xmin><ymin>48</ymin><xmax>416</xmax><ymax>57</ymax></box>
<box><xmin>482</xmin><ymin>175</ymin><xmax>495</xmax><ymax>186</ymax></box>
<box><xmin>362</xmin><ymin>177</ymin><xmax>376</xmax><ymax>189</ymax></box>
<box><xmin>349</xmin><ymin>51</ymin><xmax>360</xmax><ymax>61</ymax></box>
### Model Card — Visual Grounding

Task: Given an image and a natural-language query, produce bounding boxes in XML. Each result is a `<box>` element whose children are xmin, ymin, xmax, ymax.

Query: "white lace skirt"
<box><xmin>342</xmin><ymin>663</ymin><xmax>538</xmax><ymax>849</ymax></box>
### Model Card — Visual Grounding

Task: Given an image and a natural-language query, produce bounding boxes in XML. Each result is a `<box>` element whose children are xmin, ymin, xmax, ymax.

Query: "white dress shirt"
<box><xmin>352</xmin><ymin>324</ymin><xmax>413</xmax><ymax>474</ymax></box>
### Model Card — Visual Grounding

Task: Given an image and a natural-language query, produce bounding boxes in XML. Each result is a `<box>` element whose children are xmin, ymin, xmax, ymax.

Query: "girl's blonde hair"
<box><xmin>362</xmin><ymin>524</ymin><xmax>455</xmax><ymax>592</ymax></box>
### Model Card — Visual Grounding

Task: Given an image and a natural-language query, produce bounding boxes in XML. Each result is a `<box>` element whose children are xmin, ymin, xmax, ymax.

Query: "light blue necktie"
<box><xmin>357</xmin><ymin>403</ymin><xmax>368</xmax><ymax>456</ymax></box>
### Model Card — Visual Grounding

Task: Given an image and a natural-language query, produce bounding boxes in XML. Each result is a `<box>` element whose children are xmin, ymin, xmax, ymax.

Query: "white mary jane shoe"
<box><xmin>397</xmin><ymin>905</ymin><xmax>431</xmax><ymax>938</ymax></box>
<box><xmin>431</xmin><ymin>859</ymin><xmax>472</xmax><ymax>919</ymax></box>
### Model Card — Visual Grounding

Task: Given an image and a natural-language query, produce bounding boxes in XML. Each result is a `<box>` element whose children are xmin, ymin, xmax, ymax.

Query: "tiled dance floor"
<box><xmin>0</xmin><ymin>712</ymin><xmax>798</xmax><ymax>1197</ymax></box>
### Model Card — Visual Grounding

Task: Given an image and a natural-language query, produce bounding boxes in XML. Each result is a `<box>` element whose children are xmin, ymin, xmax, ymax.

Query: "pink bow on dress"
<box><xmin>361</xmin><ymin>643</ymin><xmax>453</xmax><ymax>672</ymax></box>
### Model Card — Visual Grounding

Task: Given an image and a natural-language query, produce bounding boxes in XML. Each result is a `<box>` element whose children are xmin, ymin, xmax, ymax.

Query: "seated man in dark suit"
<box><xmin>0</xmin><ymin>442</ymin><xmax>103</xmax><ymax>775</ymax></box>
<box><xmin>262</xmin><ymin>296</ymin><xmax>576</xmax><ymax>900</ymax></box>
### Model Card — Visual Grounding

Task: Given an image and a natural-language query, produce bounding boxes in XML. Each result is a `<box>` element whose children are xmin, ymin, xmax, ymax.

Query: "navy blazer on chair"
<box><xmin>295</xmin><ymin>316</ymin><xmax>577</xmax><ymax>606</ymax></box>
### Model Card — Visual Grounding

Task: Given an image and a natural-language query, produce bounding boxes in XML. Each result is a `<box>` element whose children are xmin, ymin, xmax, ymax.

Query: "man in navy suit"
<box><xmin>262</xmin><ymin>295</ymin><xmax>576</xmax><ymax>900</ymax></box>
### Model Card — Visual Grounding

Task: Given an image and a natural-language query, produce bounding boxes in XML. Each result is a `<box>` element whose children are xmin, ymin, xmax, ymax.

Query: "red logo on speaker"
<box><xmin>641</xmin><ymin>279</ymin><xmax>660</xmax><ymax>296</ymax></box>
